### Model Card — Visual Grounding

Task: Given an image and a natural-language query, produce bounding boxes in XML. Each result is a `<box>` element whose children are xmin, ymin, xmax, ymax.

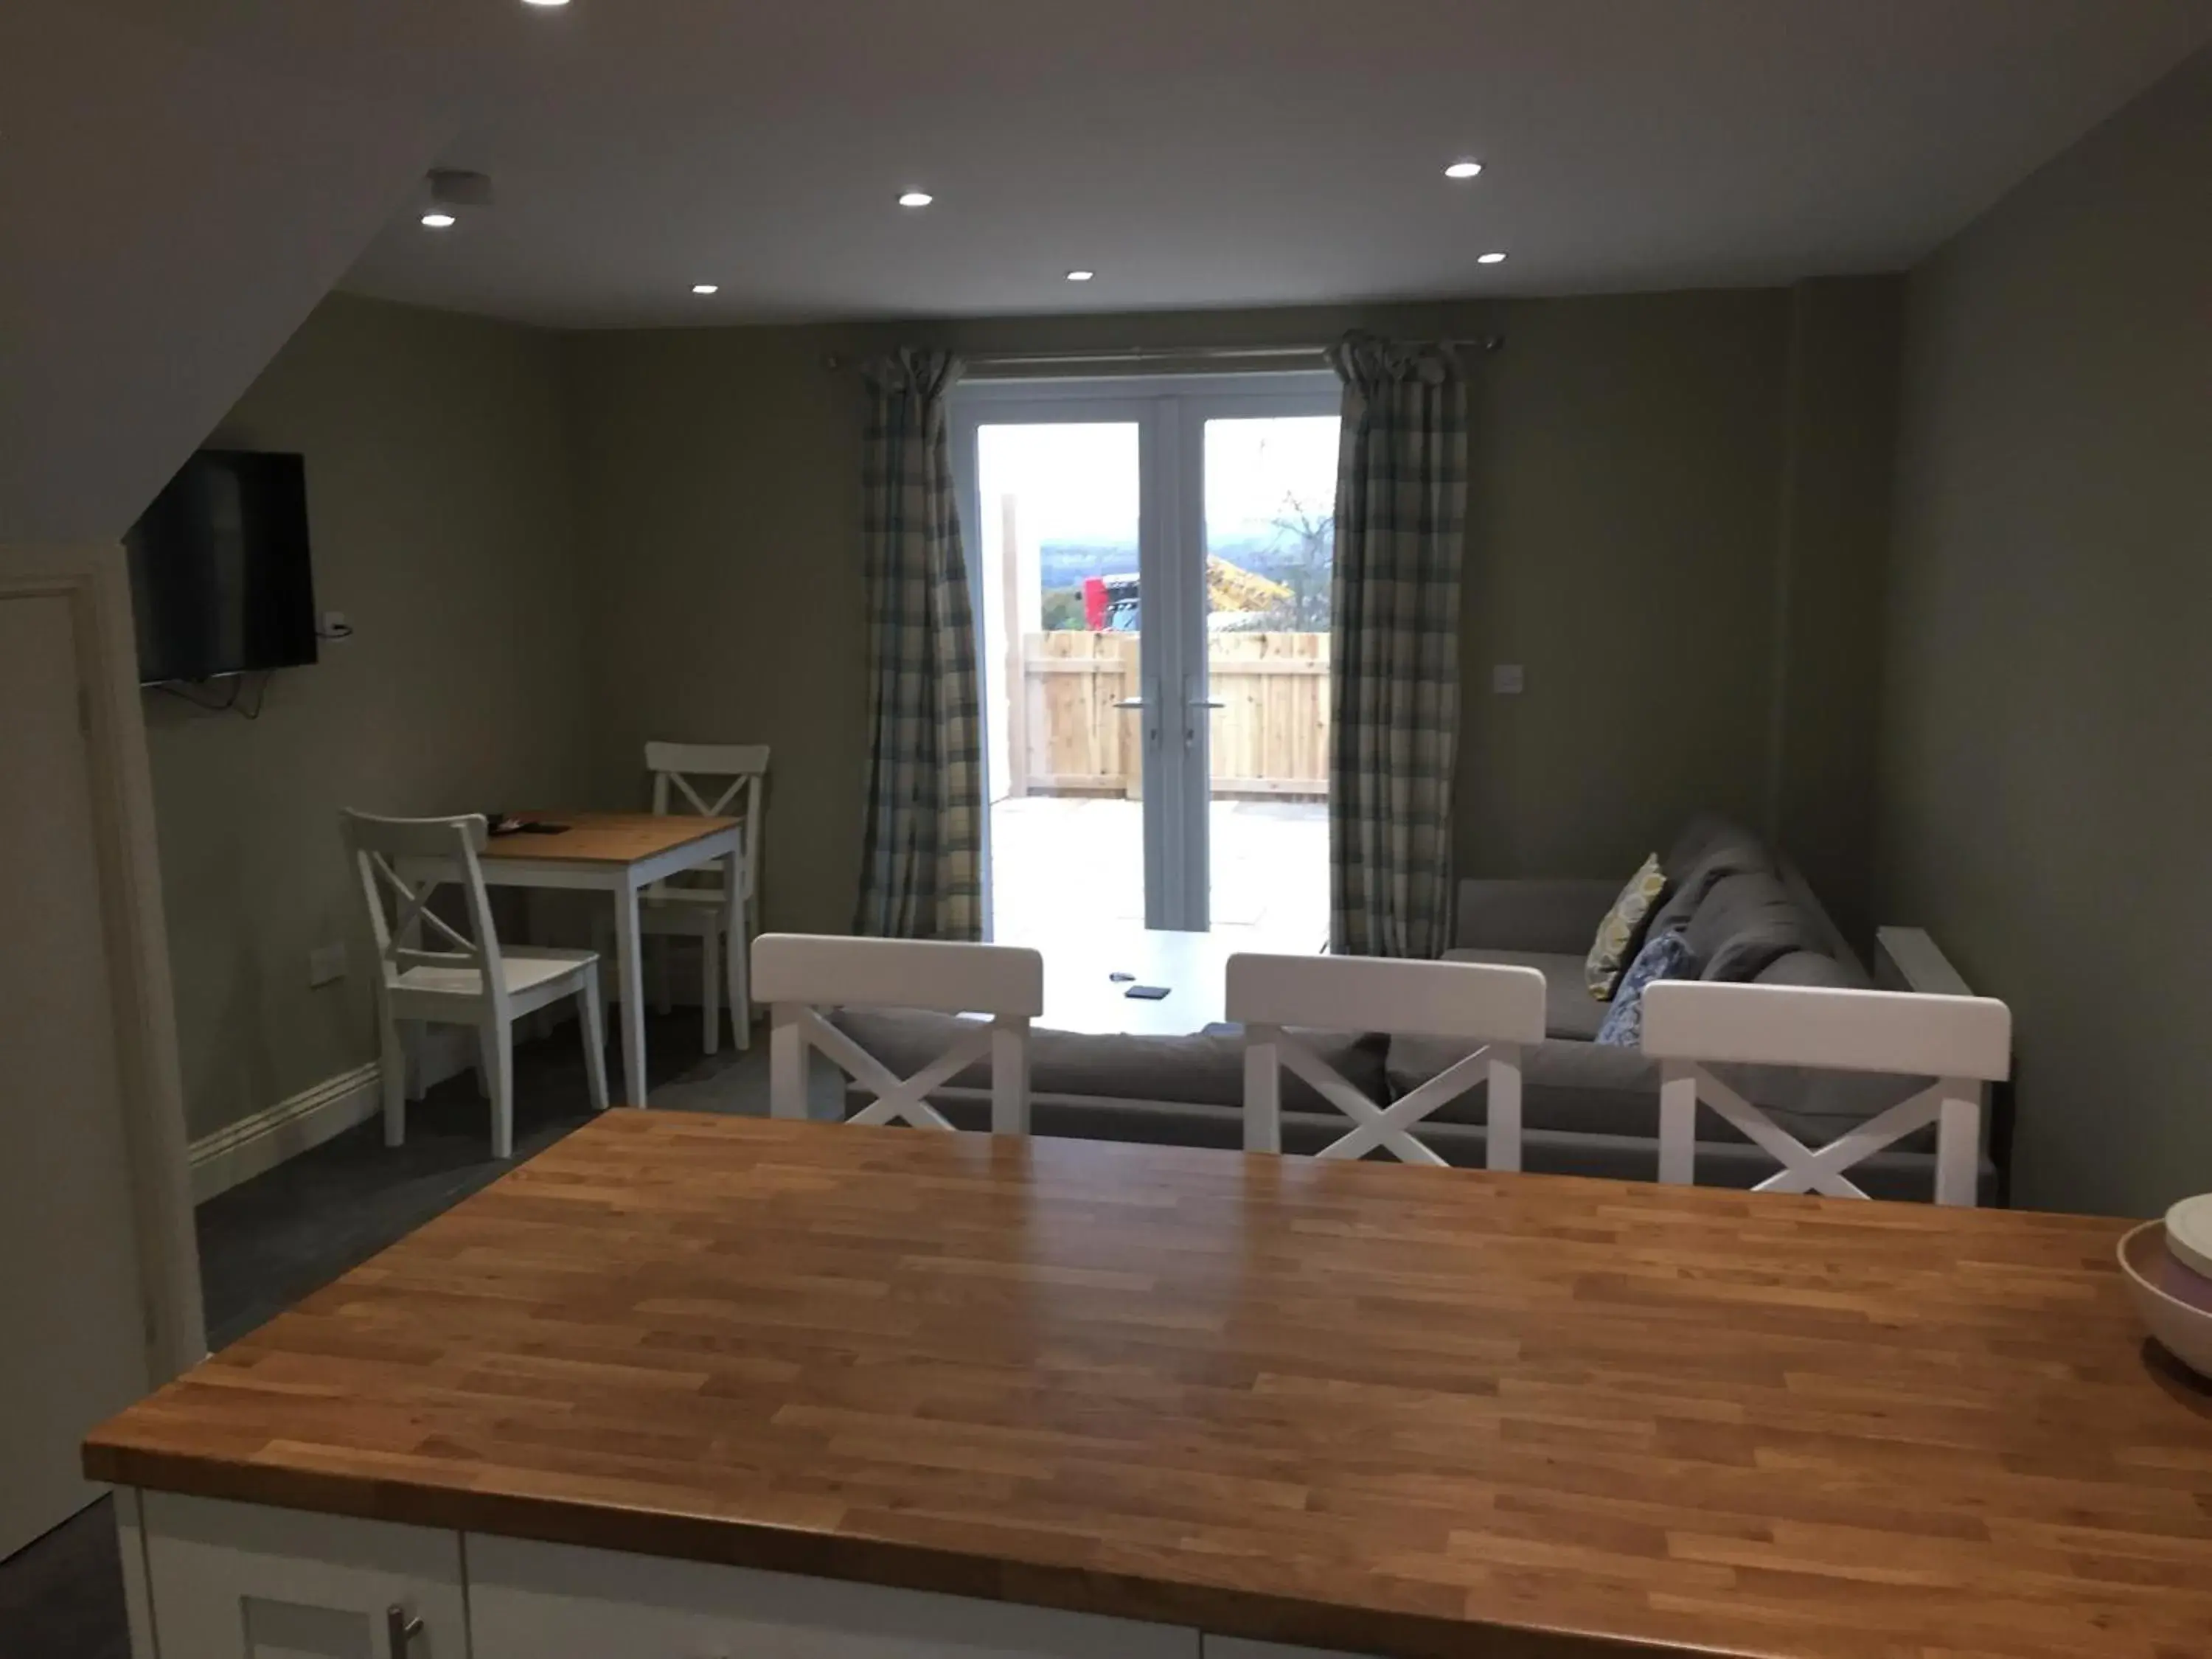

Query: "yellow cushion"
<box><xmin>1585</xmin><ymin>853</ymin><xmax>1668</xmax><ymax>1001</ymax></box>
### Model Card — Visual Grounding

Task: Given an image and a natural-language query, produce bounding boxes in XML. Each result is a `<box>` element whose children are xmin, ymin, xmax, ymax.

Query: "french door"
<box><xmin>952</xmin><ymin>373</ymin><xmax>1340</xmax><ymax>944</ymax></box>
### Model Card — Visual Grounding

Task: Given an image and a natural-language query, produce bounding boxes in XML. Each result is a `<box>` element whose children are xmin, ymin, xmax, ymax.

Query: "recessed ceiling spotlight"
<box><xmin>1065</xmin><ymin>269</ymin><xmax>1096</xmax><ymax>282</ymax></box>
<box><xmin>1477</xmin><ymin>251</ymin><xmax>1508</xmax><ymax>265</ymax></box>
<box><xmin>898</xmin><ymin>191</ymin><xmax>934</xmax><ymax>208</ymax></box>
<box><xmin>1444</xmin><ymin>160</ymin><xmax>1484</xmax><ymax>180</ymax></box>
<box><xmin>521</xmin><ymin>0</ymin><xmax>571</xmax><ymax>7</ymax></box>
<box><xmin>692</xmin><ymin>283</ymin><xmax>720</xmax><ymax>294</ymax></box>
<box><xmin>420</xmin><ymin>170</ymin><xmax>492</xmax><ymax>232</ymax></box>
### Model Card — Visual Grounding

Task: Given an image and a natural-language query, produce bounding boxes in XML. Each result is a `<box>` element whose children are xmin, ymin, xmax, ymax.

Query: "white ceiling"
<box><xmin>78</xmin><ymin>0</ymin><xmax>2212</xmax><ymax>328</ymax></box>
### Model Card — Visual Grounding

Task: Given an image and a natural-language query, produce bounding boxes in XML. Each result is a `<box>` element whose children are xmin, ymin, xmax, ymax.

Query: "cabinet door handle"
<box><xmin>386</xmin><ymin>1605</ymin><xmax>425</xmax><ymax>1657</ymax></box>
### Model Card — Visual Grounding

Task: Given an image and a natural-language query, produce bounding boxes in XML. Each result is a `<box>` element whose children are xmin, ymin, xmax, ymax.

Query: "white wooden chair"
<box><xmin>1228</xmin><ymin>953</ymin><xmax>1548</xmax><ymax>1168</ymax></box>
<box><xmin>1641</xmin><ymin>979</ymin><xmax>2011</xmax><ymax>1205</ymax></box>
<box><xmin>753</xmin><ymin>933</ymin><xmax>1043</xmax><ymax>1133</ymax></box>
<box><xmin>638</xmin><ymin>741</ymin><xmax>768</xmax><ymax>1054</ymax></box>
<box><xmin>344</xmin><ymin>810</ymin><xmax>609</xmax><ymax>1160</ymax></box>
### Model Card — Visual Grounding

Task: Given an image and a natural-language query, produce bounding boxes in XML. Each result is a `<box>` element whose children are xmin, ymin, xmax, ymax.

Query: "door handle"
<box><xmin>1183</xmin><ymin>695</ymin><xmax>1225</xmax><ymax>750</ymax></box>
<box><xmin>1114</xmin><ymin>695</ymin><xmax>1161</xmax><ymax>747</ymax></box>
<box><xmin>386</xmin><ymin>1606</ymin><xmax>425</xmax><ymax>1658</ymax></box>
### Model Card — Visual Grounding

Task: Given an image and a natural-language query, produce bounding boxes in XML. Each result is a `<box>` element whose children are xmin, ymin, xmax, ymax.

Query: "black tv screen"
<box><xmin>125</xmin><ymin>450</ymin><xmax>317</xmax><ymax>685</ymax></box>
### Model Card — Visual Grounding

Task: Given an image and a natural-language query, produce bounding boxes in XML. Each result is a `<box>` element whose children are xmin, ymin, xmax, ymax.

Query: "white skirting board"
<box><xmin>188</xmin><ymin>1062</ymin><xmax>383</xmax><ymax>1203</ymax></box>
<box><xmin>189</xmin><ymin>1002</ymin><xmax>586</xmax><ymax>1203</ymax></box>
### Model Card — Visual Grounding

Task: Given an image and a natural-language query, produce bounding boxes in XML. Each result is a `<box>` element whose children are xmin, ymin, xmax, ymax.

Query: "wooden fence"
<box><xmin>1009</xmin><ymin>630</ymin><xmax>1328</xmax><ymax>799</ymax></box>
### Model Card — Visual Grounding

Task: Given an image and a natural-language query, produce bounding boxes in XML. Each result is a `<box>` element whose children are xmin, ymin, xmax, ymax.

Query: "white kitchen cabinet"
<box><xmin>466</xmin><ymin>1533</ymin><xmax>1200</xmax><ymax>1659</ymax></box>
<box><xmin>136</xmin><ymin>1492</ymin><xmax>468</xmax><ymax>1659</ymax></box>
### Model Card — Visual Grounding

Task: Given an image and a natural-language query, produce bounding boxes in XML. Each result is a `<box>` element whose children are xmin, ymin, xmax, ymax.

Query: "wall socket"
<box><xmin>1492</xmin><ymin>663</ymin><xmax>1526</xmax><ymax>695</ymax></box>
<box><xmin>307</xmin><ymin>942</ymin><xmax>348</xmax><ymax>988</ymax></box>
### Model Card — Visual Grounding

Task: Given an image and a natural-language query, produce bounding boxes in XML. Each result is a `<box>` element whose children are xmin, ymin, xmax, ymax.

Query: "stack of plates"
<box><xmin>2119</xmin><ymin>1193</ymin><xmax>2212</xmax><ymax>1379</ymax></box>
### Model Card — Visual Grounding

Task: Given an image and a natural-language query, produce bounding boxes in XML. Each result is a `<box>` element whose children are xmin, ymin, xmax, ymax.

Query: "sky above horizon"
<box><xmin>977</xmin><ymin>414</ymin><xmax>1338</xmax><ymax>551</ymax></box>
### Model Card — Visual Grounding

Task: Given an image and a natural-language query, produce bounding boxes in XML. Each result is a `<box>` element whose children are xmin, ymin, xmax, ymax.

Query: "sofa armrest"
<box><xmin>1455</xmin><ymin>878</ymin><xmax>1620</xmax><ymax>956</ymax></box>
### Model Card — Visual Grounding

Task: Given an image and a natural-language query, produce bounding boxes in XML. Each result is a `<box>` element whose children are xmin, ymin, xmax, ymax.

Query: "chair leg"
<box><xmin>769</xmin><ymin>1005</ymin><xmax>809</xmax><ymax>1121</ymax></box>
<box><xmin>1243</xmin><ymin>1027</ymin><xmax>1282</xmax><ymax>1154</ymax></box>
<box><xmin>379</xmin><ymin>1014</ymin><xmax>408</xmax><ymax>1148</ymax></box>
<box><xmin>701</xmin><ymin>926</ymin><xmax>720</xmax><ymax>1056</ymax></box>
<box><xmin>1658</xmin><ymin>1062</ymin><xmax>1697</xmax><ymax>1186</ymax></box>
<box><xmin>579</xmin><ymin>976</ymin><xmax>611</xmax><ymax>1113</ymax></box>
<box><xmin>482</xmin><ymin>1017</ymin><xmax>515</xmax><ymax>1161</ymax></box>
<box><xmin>731</xmin><ymin>896</ymin><xmax>753</xmax><ymax>1051</ymax></box>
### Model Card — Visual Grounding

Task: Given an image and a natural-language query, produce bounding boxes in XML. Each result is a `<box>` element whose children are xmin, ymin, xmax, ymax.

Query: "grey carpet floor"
<box><xmin>0</xmin><ymin>1010</ymin><xmax>835</xmax><ymax>1659</ymax></box>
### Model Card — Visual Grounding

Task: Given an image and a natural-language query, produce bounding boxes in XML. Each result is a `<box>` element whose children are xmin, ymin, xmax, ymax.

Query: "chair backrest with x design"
<box><xmin>341</xmin><ymin>810</ymin><xmax>505</xmax><ymax>1008</ymax></box>
<box><xmin>753</xmin><ymin>933</ymin><xmax>1045</xmax><ymax>1134</ymax></box>
<box><xmin>644</xmin><ymin>741</ymin><xmax>768</xmax><ymax>901</ymax></box>
<box><xmin>1640</xmin><ymin>978</ymin><xmax>2011</xmax><ymax>1206</ymax></box>
<box><xmin>1228</xmin><ymin>953</ymin><xmax>1548</xmax><ymax>1168</ymax></box>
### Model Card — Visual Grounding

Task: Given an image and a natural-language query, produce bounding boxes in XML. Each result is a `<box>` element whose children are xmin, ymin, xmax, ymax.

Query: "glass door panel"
<box><xmin>959</xmin><ymin>377</ymin><xmax>1337</xmax><ymax>947</ymax></box>
<box><xmin>1200</xmin><ymin>414</ymin><xmax>1339</xmax><ymax>950</ymax></box>
<box><xmin>974</xmin><ymin>420</ymin><xmax>1151</xmax><ymax>945</ymax></box>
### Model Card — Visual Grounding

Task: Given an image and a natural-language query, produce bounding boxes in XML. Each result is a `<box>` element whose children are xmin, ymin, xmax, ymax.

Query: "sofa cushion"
<box><xmin>1663</xmin><ymin>814</ymin><xmax>1764</xmax><ymax>882</ymax></box>
<box><xmin>1441</xmin><ymin>947</ymin><xmax>1604</xmax><ymax>1041</ymax></box>
<box><xmin>1596</xmin><ymin>928</ymin><xmax>1700</xmax><ymax>1047</ymax></box>
<box><xmin>1776</xmin><ymin>856</ymin><xmax>1868</xmax><ymax>978</ymax></box>
<box><xmin>1756</xmin><ymin>948</ymin><xmax>1872</xmax><ymax>991</ymax></box>
<box><xmin>1583</xmin><ymin>852</ymin><xmax>1669</xmax><ymax>1001</ymax></box>
<box><xmin>1648</xmin><ymin>819</ymin><xmax>1774</xmax><ymax>938</ymax></box>
<box><xmin>1686</xmin><ymin>870</ymin><xmax>1815</xmax><ymax>983</ymax></box>
<box><xmin>1387</xmin><ymin>1032</ymin><xmax>1670</xmax><ymax>1138</ymax></box>
<box><xmin>829</xmin><ymin>1008</ymin><xmax>1385</xmax><ymax>1113</ymax></box>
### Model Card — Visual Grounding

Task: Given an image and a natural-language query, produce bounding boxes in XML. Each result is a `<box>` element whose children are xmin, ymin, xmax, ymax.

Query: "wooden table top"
<box><xmin>480</xmin><ymin>810</ymin><xmax>737</xmax><ymax>866</ymax></box>
<box><xmin>86</xmin><ymin>1116</ymin><xmax>2212</xmax><ymax>1659</ymax></box>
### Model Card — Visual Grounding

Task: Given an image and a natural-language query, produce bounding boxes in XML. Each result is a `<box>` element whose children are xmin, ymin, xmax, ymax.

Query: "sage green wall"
<box><xmin>1767</xmin><ymin>279</ymin><xmax>1906</xmax><ymax>947</ymax></box>
<box><xmin>1877</xmin><ymin>49</ymin><xmax>2212</xmax><ymax>1217</ymax></box>
<box><xmin>568</xmin><ymin>287</ymin><xmax>1890</xmax><ymax>940</ymax></box>
<box><xmin>146</xmin><ymin>296</ymin><xmax>591</xmax><ymax>1142</ymax></box>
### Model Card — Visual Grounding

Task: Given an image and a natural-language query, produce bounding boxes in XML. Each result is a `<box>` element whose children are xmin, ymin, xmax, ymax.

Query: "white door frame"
<box><xmin>1</xmin><ymin>544</ymin><xmax>206</xmax><ymax>1383</ymax></box>
<box><xmin>951</xmin><ymin>372</ymin><xmax>1338</xmax><ymax>935</ymax></box>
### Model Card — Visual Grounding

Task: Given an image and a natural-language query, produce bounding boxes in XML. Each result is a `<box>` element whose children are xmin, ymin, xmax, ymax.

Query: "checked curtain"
<box><xmin>854</xmin><ymin>349</ymin><xmax>984</xmax><ymax>940</ymax></box>
<box><xmin>1326</xmin><ymin>332</ymin><xmax>1470</xmax><ymax>960</ymax></box>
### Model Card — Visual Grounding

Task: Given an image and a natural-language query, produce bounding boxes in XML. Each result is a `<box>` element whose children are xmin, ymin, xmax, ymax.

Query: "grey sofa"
<box><xmin>1411</xmin><ymin>813</ymin><xmax>1989</xmax><ymax>1200</ymax></box>
<box><xmin>836</xmin><ymin>814</ymin><xmax>1992</xmax><ymax>1201</ymax></box>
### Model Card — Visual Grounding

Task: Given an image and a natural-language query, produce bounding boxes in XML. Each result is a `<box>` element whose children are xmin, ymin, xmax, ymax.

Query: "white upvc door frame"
<box><xmin>952</xmin><ymin>372</ymin><xmax>1338</xmax><ymax>936</ymax></box>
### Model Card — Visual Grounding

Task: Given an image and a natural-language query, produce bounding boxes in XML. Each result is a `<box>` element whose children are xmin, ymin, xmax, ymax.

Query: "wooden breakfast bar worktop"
<box><xmin>88</xmin><ymin>1114</ymin><xmax>2212</xmax><ymax>1659</ymax></box>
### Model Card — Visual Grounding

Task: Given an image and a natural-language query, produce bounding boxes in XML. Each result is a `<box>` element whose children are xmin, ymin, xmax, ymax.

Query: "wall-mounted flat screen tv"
<box><xmin>125</xmin><ymin>450</ymin><xmax>317</xmax><ymax>685</ymax></box>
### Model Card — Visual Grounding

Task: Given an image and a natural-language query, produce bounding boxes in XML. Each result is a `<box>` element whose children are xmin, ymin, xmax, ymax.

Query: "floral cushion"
<box><xmin>1596</xmin><ymin>929</ymin><xmax>1700</xmax><ymax>1048</ymax></box>
<box><xmin>1585</xmin><ymin>852</ymin><xmax>1669</xmax><ymax>1001</ymax></box>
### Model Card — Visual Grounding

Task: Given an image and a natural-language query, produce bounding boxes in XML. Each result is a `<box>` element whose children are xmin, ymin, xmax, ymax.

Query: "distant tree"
<box><xmin>1258</xmin><ymin>495</ymin><xmax>1334</xmax><ymax>633</ymax></box>
<box><xmin>1040</xmin><ymin>586</ymin><xmax>1087</xmax><ymax>630</ymax></box>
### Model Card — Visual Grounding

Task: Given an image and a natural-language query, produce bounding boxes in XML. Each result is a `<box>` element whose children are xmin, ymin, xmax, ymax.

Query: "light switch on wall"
<box><xmin>307</xmin><ymin>942</ymin><xmax>348</xmax><ymax>987</ymax></box>
<box><xmin>1492</xmin><ymin>663</ymin><xmax>1526</xmax><ymax>695</ymax></box>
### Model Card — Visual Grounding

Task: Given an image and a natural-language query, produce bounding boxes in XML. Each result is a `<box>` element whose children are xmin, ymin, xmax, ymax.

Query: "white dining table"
<box><xmin>994</xmin><ymin>922</ymin><xmax>1235</xmax><ymax>1036</ymax></box>
<box><xmin>474</xmin><ymin>811</ymin><xmax>746</xmax><ymax>1105</ymax></box>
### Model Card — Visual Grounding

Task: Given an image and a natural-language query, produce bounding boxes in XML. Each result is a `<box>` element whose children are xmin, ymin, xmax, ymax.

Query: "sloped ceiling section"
<box><xmin>0</xmin><ymin>7</ymin><xmax>451</xmax><ymax>542</ymax></box>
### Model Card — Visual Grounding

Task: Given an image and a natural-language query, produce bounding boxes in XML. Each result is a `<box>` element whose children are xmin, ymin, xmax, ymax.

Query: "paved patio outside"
<box><xmin>990</xmin><ymin>794</ymin><xmax>1329</xmax><ymax>953</ymax></box>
